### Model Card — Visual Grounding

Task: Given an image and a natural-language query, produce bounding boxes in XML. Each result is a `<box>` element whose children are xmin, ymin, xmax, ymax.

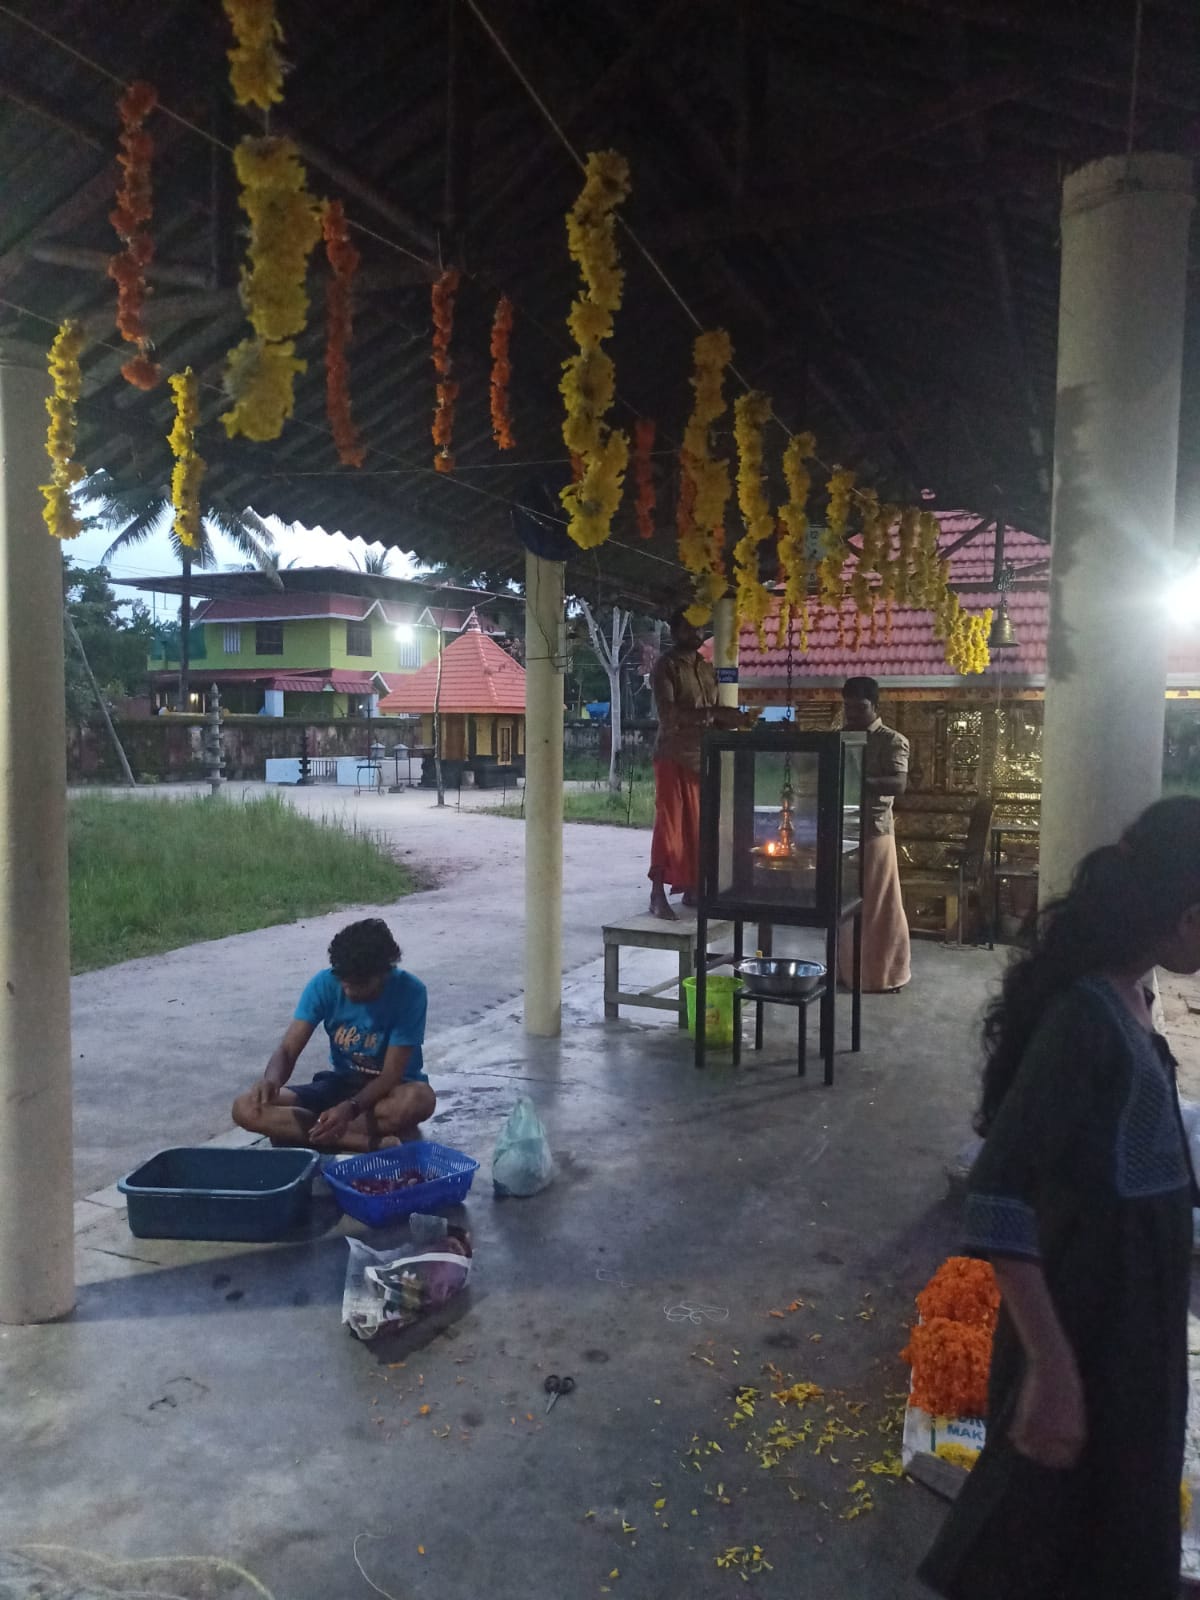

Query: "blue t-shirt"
<box><xmin>294</xmin><ymin>968</ymin><xmax>428</xmax><ymax>1082</ymax></box>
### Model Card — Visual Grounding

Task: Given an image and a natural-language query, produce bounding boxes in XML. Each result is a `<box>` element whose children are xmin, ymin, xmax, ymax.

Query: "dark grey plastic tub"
<box><xmin>118</xmin><ymin>1146</ymin><xmax>320</xmax><ymax>1242</ymax></box>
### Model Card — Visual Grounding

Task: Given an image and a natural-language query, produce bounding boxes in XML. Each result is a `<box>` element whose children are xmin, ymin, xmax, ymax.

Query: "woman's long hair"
<box><xmin>979</xmin><ymin>795</ymin><xmax>1200</xmax><ymax>1135</ymax></box>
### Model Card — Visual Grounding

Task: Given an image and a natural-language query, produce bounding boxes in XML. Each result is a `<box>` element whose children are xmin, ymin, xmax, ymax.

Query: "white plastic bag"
<box><xmin>492</xmin><ymin>1096</ymin><xmax>554</xmax><ymax>1197</ymax></box>
<box><xmin>342</xmin><ymin>1235</ymin><xmax>471</xmax><ymax>1341</ymax></box>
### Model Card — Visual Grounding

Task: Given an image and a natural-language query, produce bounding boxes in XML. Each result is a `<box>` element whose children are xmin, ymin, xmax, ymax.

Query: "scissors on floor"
<box><xmin>544</xmin><ymin>1373</ymin><xmax>576</xmax><ymax>1414</ymax></box>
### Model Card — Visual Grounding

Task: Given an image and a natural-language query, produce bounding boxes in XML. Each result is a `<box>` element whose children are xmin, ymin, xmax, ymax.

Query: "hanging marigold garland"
<box><xmin>222</xmin><ymin>0</ymin><xmax>286</xmax><ymax>110</ymax></box>
<box><xmin>108</xmin><ymin>80</ymin><xmax>161</xmax><ymax>390</ymax></box>
<box><xmin>167</xmin><ymin>368</ymin><xmax>205</xmax><ymax>551</ymax></box>
<box><xmin>678</xmin><ymin>329</ymin><xmax>734</xmax><ymax>624</ymax></box>
<box><xmin>732</xmin><ymin>392</ymin><xmax>775</xmax><ymax>648</ymax></box>
<box><xmin>777</xmin><ymin>431</ymin><xmax>814</xmax><ymax>650</ymax></box>
<box><xmin>633</xmin><ymin>418</ymin><xmax>656</xmax><ymax>540</ymax></box>
<box><xmin>40</xmin><ymin>320</ymin><xmax>88</xmax><ymax>540</ymax></box>
<box><xmin>321</xmin><ymin>199</ymin><xmax>365</xmax><ymax>468</ymax></box>
<box><xmin>559</xmin><ymin>150</ymin><xmax>631</xmax><ymax>549</ymax></box>
<box><xmin>431</xmin><ymin>267</ymin><xmax>461</xmax><ymax>473</ymax></box>
<box><xmin>489</xmin><ymin>293</ymin><xmax>516</xmax><ymax>451</ymax></box>
<box><xmin>221</xmin><ymin>136</ymin><xmax>320</xmax><ymax>442</ymax></box>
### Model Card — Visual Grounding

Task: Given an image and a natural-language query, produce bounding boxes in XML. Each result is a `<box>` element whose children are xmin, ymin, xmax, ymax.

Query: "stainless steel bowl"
<box><xmin>736</xmin><ymin>958</ymin><xmax>827</xmax><ymax>999</ymax></box>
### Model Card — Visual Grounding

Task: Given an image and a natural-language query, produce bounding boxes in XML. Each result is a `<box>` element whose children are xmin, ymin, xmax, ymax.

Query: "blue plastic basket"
<box><xmin>324</xmin><ymin>1141</ymin><xmax>479</xmax><ymax>1228</ymax></box>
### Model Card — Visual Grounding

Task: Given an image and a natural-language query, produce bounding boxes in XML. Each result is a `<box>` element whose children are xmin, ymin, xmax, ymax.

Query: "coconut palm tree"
<box><xmin>354</xmin><ymin>547</ymin><xmax>395</xmax><ymax>576</ymax></box>
<box><xmin>80</xmin><ymin>470</ymin><xmax>277</xmax><ymax>710</ymax></box>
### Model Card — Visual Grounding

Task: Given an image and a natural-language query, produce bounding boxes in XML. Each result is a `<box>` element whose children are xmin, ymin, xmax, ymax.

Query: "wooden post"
<box><xmin>524</xmin><ymin>551</ymin><xmax>564</xmax><ymax>1037</ymax></box>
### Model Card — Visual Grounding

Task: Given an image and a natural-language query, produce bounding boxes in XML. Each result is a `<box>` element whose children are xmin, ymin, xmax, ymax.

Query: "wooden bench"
<box><xmin>602</xmin><ymin>913</ymin><xmax>733</xmax><ymax>1028</ymax></box>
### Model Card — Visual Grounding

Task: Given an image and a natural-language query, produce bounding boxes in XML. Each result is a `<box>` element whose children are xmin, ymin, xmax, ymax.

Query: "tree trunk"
<box><xmin>177</xmin><ymin>552</ymin><xmax>192</xmax><ymax>711</ymax></box>
<box><xmin>608</xmin><ymin>608</ymin><xmax>624</xmax><ymax>793</ymax></box>
<box><xmin>64</xmin><ymin>609</ymin><xmax>136</xmax><ymax>787</ymax></box>
<box><xmin>578</xmin><ymin>601</ymin><xmax>631</xmax><ymax>794</ymax></box>
<box><xmin>433</xmin><ymin>620</ymin><xmax>445</xmax><ymax>806</ymax></box>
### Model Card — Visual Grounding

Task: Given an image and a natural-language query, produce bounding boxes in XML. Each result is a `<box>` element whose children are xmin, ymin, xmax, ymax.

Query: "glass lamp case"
<box><xmin>694</xmin><ymin>728</ymin><xmax>866</xmax><ymax>1077</ymax></box>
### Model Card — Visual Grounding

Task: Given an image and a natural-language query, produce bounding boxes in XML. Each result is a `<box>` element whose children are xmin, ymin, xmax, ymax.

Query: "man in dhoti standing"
<box><xmin>839</xmin><ymin>676</ymin><xmax>911</xmax><ymax>991</ymax></box>
<box><xmin>648</xmin><ymin>608</ymin><xmax>732</xmax><ymax>920</ymax></box>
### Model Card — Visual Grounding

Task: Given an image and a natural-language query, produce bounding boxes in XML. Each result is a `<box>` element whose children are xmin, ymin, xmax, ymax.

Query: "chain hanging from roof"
<box><xmin>222</xmin><ymin>0</ymin><xmax>286</xmax><ymax>111</ymax></box>
<box><xmin>489</xmin><ymin>293</ymin><xmax>517</xmax><ymax>452</ymax></box>
<box><xmin>39</xmin><ymin>319</ymin><xmax>88</xmax><ymax>541</ymax></box>
<box><xmin>321</xmin><ymin>199</ymin><xmax>366</xmax><ymax>468</ymax></box>
<box><xmin>431</xmin><ymin>267</ymin><xmax>461</xmax><ymax>473</ymax></box>
<box><xmin>677</xmin><ymin>329</ymin><xmax>734</xmax><ymax>624</ymax></box>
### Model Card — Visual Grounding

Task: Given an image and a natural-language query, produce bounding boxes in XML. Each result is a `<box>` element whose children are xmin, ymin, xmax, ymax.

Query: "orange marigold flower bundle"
<box><xmin>108</xmin><ymin>79</ymin><xmax>161</xmax><ymax>390</ymax></box>
<box><xmin>489</xmin><ymin>293</ymin><xmax>516</xmax><ymax>451</ymax></box>
<box><xmin>633</xmin><ymin>418</ymin><xmax>656</xmax><ymax>540</ymax></box>
<box><xmin>901</xmin><ymin>1318</ymin><xmax>992</xmax><ymax>1420</ymax></box>
<box><xmin>321</xmin><ymin>200</ymin><xmax>365</xmax><ymax>468</ymax></box>
<box><xmin>431</xmin><ymin>267</ymin><xmax>461</xmax><ymax>473</ymax></box>
<box><xmin>916</xmin><ymin>1255</ymin><xmax>1000</xmax><ymax>1334</ymax></box>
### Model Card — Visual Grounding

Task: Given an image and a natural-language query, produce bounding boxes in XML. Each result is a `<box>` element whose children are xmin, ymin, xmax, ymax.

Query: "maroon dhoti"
<box><xmin>649</xmin><ymin>758</ymin><xmax>701</xmax><ymax>895</ymax></box>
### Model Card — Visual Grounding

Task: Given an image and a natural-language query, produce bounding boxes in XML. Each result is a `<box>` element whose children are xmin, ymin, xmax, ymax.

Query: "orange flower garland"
<box><xmin>901</xmin><ymin>1318</ymin><xmax>992</xmax><ymax>1420</ymax></box>
<box><xmin>108</xmin><ymin>80</ymin><xmax>161</xmax><ymax>390</ymax></box>
<box><xmin>489</xmin><ymin>294</ymin><xmax>516</xmax><ymax>451</ymax></box>
<box><xmin>321</xmin><ymin>200</ymin><xmax>365</xmax><ymax>469</ymax></box>
<box><xmin>431</xmin><ymin>267</ymin><xmax>461</xmax><ymax>473</ymax></box>
<box><xmin>916</xmin><ymin>1256</ymin><xmax>1000</xmax><ymax>1334</ymax></box>
<box><xmin>633</xmin><ymin>419</ymin><xmax>656</xmax><ymax>540</ymax></box>
<box><xmin>901</xmin><ymin>1256</ymin><xmax>999</xmax><ymax>1419</ymax></box>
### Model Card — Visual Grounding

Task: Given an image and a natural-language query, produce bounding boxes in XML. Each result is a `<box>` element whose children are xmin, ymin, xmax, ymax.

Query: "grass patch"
<box><xmin>69</xmin><ymin>793</ymin><xmax>413</xmax><ymax>972</ymax></box>
<box><xmin>495</xmin><ymin>784</ymin><xmax>655</xmax><ymax>829</ymax></box>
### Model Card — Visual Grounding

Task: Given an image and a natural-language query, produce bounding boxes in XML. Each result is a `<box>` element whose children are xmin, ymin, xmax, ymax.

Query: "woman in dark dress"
<box><xmin>921</xmin><ymin>797</ymin><xmax>1200</xmax><ymax>1600</ymax></box>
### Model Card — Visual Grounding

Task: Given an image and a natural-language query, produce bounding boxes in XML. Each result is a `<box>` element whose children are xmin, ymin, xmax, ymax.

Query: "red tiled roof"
<box><xmin>378</xmin><ymin>615</ymin><xmax>525</xmax><ymax>714</ymax></box>
<box><xmin>707</xmin><ymin>512</ymin><xmax>1200</xmax><ymax>686</ymax></box>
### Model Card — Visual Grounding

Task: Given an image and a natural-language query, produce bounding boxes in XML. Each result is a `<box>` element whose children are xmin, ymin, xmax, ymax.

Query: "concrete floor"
<box><xmin>9</xmin><ymin>915</ymin><xmax>997</xmax><ymax>1599</ymax></box>
<box><xmin>69</xmin><ymin>783</ymin><xmax>656</xmax><ymax>1196</ymax></box>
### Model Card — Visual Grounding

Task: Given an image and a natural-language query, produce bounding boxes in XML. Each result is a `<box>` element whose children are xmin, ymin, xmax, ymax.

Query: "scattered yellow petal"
<box><xmin>809</xmin><ymin>1333</ymin><xmax>823</xmax><ymax>1343</ymax></box>
<box><xmin>654</xmin><ymin>1498</ymin><xmax>666</xmax><ymax>1510</ymax></box>
<box><xmin>622</xmin><ymin>1521</ymin><xmax>637</xmax><ymax>1534</ymax></box>
<box><xmin>768</xmin><ymin>1310</ymin><xmax>785</xmax><ymax>1320</ymax></box>
<box><xmin>585</xmin><ymin>1510</ymin><xmax>596</xmax><ymax>1519</ymax></box>
<box><xmin>691</xmin><ymin>1508</ymin><xmax>699</xmax><ymax>1516</ymax></box>
<box><xmin>417</xmin><ymin>1545</ymin><xmax>426</xmax><ymax>1556</ymax></box>
<box><xmin>610</xmin><ymin>1569</ymin><xmax>620</xmax><ymax>1579</ymax></box>
<box><xmin>418</xmin><ymin>1404</ymin><xmax>432</xmax><ymax>1416</ymax></box>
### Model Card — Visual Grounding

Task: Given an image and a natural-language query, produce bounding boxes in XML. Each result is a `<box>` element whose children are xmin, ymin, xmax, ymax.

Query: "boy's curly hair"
<box><xmin>328</xmin><ymin>918</ymin><xmax>401</xmax><ymax>982</ymax></box>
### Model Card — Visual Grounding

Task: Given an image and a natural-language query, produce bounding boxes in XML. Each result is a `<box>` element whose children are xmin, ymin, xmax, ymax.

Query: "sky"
<box><xmin>72</xmin><ymin>512</ymin><xmax>421</xmax><ymax>619</ymax></box>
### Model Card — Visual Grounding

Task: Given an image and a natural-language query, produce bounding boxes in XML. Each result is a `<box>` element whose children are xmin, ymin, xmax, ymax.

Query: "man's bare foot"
<box><xmin>649</xmin><ymin>885</ymin><xmax>678</xmax><ymax>920</ymax></box>
<box><xmin>681</xmin><ymin>890</ymin><xmax>698</xmax><ymax>909</ymax></box>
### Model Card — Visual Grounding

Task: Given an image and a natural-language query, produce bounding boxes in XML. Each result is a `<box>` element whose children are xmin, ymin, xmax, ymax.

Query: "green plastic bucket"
<box><xmin>682</xmin><ymin>975</ymin><xmax>742</xmax><ymax>1047</ymax></box>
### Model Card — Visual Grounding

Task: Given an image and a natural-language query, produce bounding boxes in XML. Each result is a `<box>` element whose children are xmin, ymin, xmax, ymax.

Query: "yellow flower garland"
<box><xmin>232</xmin><ymin>138</ymin><xmax>321</xmax><ymax>344</ymax></box>
<box><xmin>732</xmin><ymin>391</ymin><xmax>775</xmax><ymax>648</ymax></box>
<box><xmin>678</xmin><ymin>329</ymin><xmax>734</xmax><ymax>624</ymax></box>
<box><xmin>220</xmin><ymin>337</ymin><xmax>306</xmax><ymax>442</ymax></box>
<box><xmin>40</xmin><ymin>319</ymin><xmax>87</xmax><ymax>540</ymax></box>
<box><xmin>221</xmin><ymin>137</ymin><xmax>320</xmax><ymax>442</ymax></box>
<box><xmin>222</xmin><ymin>0</ymin><xmax>285</xmax><ymax>111</ymax></box>
<box><xmin>559</xmin><ymin>151</ymin><xmax>631</xmax><ymax>548</ymax></box>
<box><xmin>167</xmin><ymin>368</ymin><xmax>205</xmax><ymax>551</ymax></box>
<box><xmin>777</xmin><ymin>431</ymin><xmax>814</xmax><ymax>649</ymax></box>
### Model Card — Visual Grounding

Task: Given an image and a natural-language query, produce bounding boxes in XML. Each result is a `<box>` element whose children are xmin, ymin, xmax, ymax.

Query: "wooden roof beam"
<box><xmin>276</xmin><ymin>124</ymin><xmax>440</xmax><ymax>260</ymax></box>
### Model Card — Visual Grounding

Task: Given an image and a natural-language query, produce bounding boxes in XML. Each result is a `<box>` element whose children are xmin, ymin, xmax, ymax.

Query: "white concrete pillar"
<box><xmin>1039</xmin><ymin>154</ymin><xmax>1193</xmax><ymax>902</ymax></box>
<box><xmin>0</xmin><ymin>356</ymin><xmax>74</xmax><ymax>1322</ymax></box>
<box><xmin>712</xmin><ymin>597</ymin><xmax>739</xmax><ymax>710</ymax></box>
<box><xmin>262</xmin><ymin>688</ymin><xmax>284</xmax><ymax>716</ymax></box>
<box><xmin>524</xmin><ymin>551</ymin><xmax>564</xmax><ymax>1036</ymax></box>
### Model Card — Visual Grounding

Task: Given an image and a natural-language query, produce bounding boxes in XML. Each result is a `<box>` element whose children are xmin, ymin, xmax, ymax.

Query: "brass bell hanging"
<box><xmin>988</xmin><ymin>597</ymin><xmax>1019</xmax><ymax>651</ymax></box>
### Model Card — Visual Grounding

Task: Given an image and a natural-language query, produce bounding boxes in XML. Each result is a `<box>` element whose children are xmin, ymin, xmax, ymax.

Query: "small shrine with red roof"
<box><xmin>379</xmin><ymin>610</ymin><xmax>526</xmax><ymax>788</ymax></box>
